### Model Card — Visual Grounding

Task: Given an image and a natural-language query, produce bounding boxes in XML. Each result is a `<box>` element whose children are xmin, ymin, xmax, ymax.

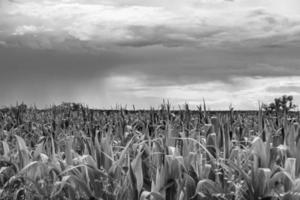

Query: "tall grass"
<box><xmin>0</xmin><ymin>102</ymin><xmax>300</xmax><ymax>200</ymax></box>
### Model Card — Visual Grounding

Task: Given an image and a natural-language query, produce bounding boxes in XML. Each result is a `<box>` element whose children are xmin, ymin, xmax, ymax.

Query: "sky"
<box><xmin>0</xmin><ymin>0</ymin><xmax>300</xmax><ymax>110</ymax></box>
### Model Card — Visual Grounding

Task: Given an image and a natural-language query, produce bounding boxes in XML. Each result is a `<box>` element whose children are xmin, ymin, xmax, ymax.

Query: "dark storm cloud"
<box><xmin>0</xmin><ymin>47</ymin><xmax>121</xmax><ymax>81</ymax></box>
<box><xmin>0</xmin><ymin>45</ymin><xmax>148</xmax><ymax>106</ymax></box>
<box><xmin>107</xmin><ymin>46</ymin><xmax>300</xmax><ymax>87</ymax></box>
<box><xmin>1</xmin><ymin>43</ymin><xmax>300</xmax><ymax>95</ymax></box>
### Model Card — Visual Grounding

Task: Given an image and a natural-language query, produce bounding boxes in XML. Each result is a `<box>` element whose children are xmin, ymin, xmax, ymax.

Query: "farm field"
<box><xmin>1</xmin><ymin>0</ymin><xmax>300</xmax><ymax>199</ymax></box>
<box><xmin>0</xmin><ymin>101</ymin><xmax>300</xmax><ymax>200</ymax></box>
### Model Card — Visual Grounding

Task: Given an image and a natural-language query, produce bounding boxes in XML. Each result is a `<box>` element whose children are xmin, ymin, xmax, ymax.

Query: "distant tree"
<box><xmin>262</xmin><ymin>95</ymin><xmax>296</xmax><ymax>114</ymax></box>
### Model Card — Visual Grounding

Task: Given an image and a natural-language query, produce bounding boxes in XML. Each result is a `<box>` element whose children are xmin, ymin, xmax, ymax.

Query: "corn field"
<box><xmin>0</xmin><ymin>102</ymin><xmax>300</xmax><ymax>200</ymax></box>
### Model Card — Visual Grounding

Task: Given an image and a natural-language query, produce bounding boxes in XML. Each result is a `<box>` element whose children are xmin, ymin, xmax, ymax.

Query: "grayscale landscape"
<box><xmin>0</xmin><ymin>0</ymin><xmax>300</xmax><ymax>199</ymax></box>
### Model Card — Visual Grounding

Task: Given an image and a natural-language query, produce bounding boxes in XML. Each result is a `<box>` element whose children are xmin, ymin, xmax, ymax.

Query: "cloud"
<box><xmin>1</xmin><ymin>42</ymin><xmax>300</xmax><ymax>108</ymax></box>
<box><xmin>0</xmin><ymin>0</ymin><xmax>300</xmax><ymax>109</ymax></box>
<box><xmin>0</xmin><ymin>0</ymin><xmax>300</xmax><ymax>50</ymax></box>
<box><xmin>107</xmin><ymin>45</ymin><xmax>300</xmax><ymax>86</ymax></box>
